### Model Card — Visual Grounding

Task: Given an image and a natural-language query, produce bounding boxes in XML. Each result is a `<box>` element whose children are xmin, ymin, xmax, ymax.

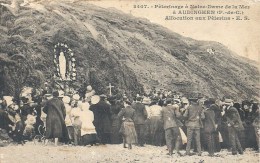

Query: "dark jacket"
<box><xmin>110</xmin><ymin>103</ymin><xmax>122</xmax><ymax>127</ymax></box>
<box><xmin>162</xmin><ymin>104</ymin><xmax>182</xmax><ymax>130</ymax></box>
<box><xmin>210</xmin><ymin>104</ymin><xmax>222</xmax><ymax>127</ymax></box>
<box><xmin>225</xmin><ymin>106</ymin><xmax>244</xmax><ymax>130</ymax></box>
<box><xmin>203</xmin><ymin>108</ymin><xmax>216</xmax><ymax>133</ymax></box>
<box><xmin>118</xmin><ymin>106</ymin><xmax>135</xmax><ymax>122</ymax></box>
<box><xmin>90</xmin><ymin>100</ymin><xmax>111</xmax><ymax>133</ymax></box>
<box><xmin>183</xmin><ymin>103</ymin><xmax>205</xmax><ymax>129</ymax></box>
<box><xmin>43</xmin><ymin>97</ymin><xmax>68</xmax><ymax>140</ymax></box>
<box><xmin>0</xmin><ymin>109</ymin><xmax>14</xmax><ymax>131</ymax></box>
<box><xmin>252</xmin><ymin>110</ymin><xmax>260</xmax><ymax>128</ymax></box>
<box><xmin>132</xmin><ymin>102</ymin><xmax>147</xmax><ymax>125</ymax></box>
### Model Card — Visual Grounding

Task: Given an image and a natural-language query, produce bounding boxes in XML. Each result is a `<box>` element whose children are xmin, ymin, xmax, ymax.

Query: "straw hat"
<box><xmin>91</xmin><ymin>95</ymin><xmax>100</xmax><ymax>104</ymax></box>
<box><xmin>181</xmin><ymin>98</ymin><xmax>189</xmax><ymax>104</ymax></box>
<box><xmin>44</xmin><ymin>94</ymin><xmax>53</xmax><ymax>100</ymax></box>
<box><xmin>224</xmin><ymin>99</ymin><xmax>233</xmax><ymax>105</ymax></box>
<box><xmin>142</xmin><ymin>97</ymin><xmax>151</xmax><ymax>105</ymax></box>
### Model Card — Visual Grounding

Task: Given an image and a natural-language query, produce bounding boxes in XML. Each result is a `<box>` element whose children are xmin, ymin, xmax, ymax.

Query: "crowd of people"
<box><xmin>0</xmin><ymin>84</ymin><xmax>259</xmax><ymax>157</ymax></box>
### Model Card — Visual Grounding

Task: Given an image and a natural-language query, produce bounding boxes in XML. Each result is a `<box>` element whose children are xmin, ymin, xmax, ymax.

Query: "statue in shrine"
<box><xmin>53</xmin><ymin>43</ymin><xmax>77</xmax><ymax>93</ymax></box>
<box><xmin>59</xmin><ymin>52</ymin><xmax>67</xmax><ymax>80</ymax></box>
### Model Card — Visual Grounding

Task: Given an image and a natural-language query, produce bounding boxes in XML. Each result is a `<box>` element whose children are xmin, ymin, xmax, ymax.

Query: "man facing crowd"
<box><xmin>183</xmin><ymin>98</ymin><xmax>205</xmax><ymax>156</ymax></box>
<box><xmin>162</xmin><ymin>98</ymin><xmax>182</xmax><ymax>156</ymax></box>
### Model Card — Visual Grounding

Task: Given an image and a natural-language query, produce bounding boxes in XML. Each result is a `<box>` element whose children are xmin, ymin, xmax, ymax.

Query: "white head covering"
<box><xmin>91</xmin><ymin>95</ymin><xmax>100</xmax><ymax>104</ymax></box>
<box><xmin>13</xmin><ymin>105</ymin><xmax>19</xmax><ymax>110</ymax></box>
<box><xmin>3</xmin><ymin>96</ymin><xmax>13</xmax><ymax>107</ymax></box>
<box><xmin>58</xmin><ymin>90</ymin><xmax>65</xmax><ymax>97</ymax></box>
<box><xmin>80</xmin><ymin>102</ymin><xmax>90</xmax><ymax>111</ymax></box>
<box><xmin>62</xmin><ymin>96</ymin><xmax>71</xmax><ymax>104</ymax></box>
<box><xmin>20</xmin><ymin>87</ymin><xmax>33</xmax><ymax>97</ymax></box>
<box><xmin>72</xmin><ymin>94</ymin><xmax>80</xmax><ymax>101</ymax></box>
<box><xmin>86</xmin><ymin>85</ymin><xmax>92</xmax><ymax>91</ymax></box>
<box><xmin>77</xmin><ymin>100</ymin><xmax>82</xmax><ymax>107</ymax></box>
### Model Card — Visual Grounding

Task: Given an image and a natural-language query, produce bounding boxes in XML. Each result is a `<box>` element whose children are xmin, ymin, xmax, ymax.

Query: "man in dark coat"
<box><xmin>0</xmin><ymin>106</ymin><xmax>14</xmax><ymax>132</ymax></box>
<box><xmin>209</xmin><ymin>99</ymin><xmax>222</xmax><ymax>152</ymax></box>
<box><xmin>43</xmin><ymin>91</ymin><xmax>68</xmax><ymax>146</ymax></box>
<box><xmin>90</xmin><ymin>95</ymin><xmax>112</xmax><ymax>144</ymax></box>
<box><xmin>13</xmin><ymin>114</ymin><xmax>25</xmax><ymax>145</ymax></box>
<box><xmin>162</xmin><ymin>98</ymin><xmax>182</xmax><ymax>156</ymax></box>
<box><xmin>252</xmin><ymin>106</ymin><xmax>260</xmax><ymax>152</ymax></box>
<box><xmin>203</xmin><ymin>103</ymin><xmax>216</xmax><ymax>156</ymax></box>
<box><xmin>223</xmin><ymin>99</ymin><xmax>244</xmax><ymax>155</ymax></box>
<box><xmin>242</xmin><ymin>101</ymin><xmax>257</xmax><ymax>149</ymax></box>
<box><xmin>132</xmin><ymin>96</ymin><xmax>148</xmax><ymax>146</ymax></box>
<box><xmin>20</xmin><ymin>97</ymin><xmax>34</xmax><ymax>122</ymax></box>
<box><xmin>183</xmin><ymin>99</ymin><xmax>205</xmax><ymax>156</ymax></box>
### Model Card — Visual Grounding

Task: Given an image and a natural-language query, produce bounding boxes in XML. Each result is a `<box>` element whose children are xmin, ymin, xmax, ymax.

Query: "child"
<box><xmin>63</xmin><ymin>96</ymin><xmax>74</xmax><ymax>144</ymax></box>
<box><xmin>71</xmin><ymin>97</ymin><xmax>82</xmax><ymax>146</ymax></box>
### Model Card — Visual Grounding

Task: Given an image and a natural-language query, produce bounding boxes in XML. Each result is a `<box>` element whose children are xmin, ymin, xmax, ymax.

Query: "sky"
<box><xmin>89</xmin><ymin>0</ymin><xmax>260</xmax><ymax>62</ymax></box>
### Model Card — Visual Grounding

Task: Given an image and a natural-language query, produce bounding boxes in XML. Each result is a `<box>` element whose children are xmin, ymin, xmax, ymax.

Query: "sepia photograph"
<box><xmin>0</xmin><ymin>0</ymin><xmax>259</xmax><ymax>162</ymax></box>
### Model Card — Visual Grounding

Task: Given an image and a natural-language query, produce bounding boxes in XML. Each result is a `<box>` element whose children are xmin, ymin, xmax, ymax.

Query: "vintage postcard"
<box><xmin>0</xmin><ymin>0</ymin><xmax>259</xmax><ymax>162</ymax></box>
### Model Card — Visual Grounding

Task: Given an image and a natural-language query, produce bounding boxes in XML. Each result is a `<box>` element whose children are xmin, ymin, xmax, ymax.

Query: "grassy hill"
<box><xmin>0</xmin><ymin>0</ymin><xmax>259</xmax><ymax>100</ymax></box>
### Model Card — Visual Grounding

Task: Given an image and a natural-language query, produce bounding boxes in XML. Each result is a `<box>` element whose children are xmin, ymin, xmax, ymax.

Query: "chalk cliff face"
<box><xmin>0</xmin><ymin>0</ymin><xmax>259</xmax><ymax>100</ymax></box>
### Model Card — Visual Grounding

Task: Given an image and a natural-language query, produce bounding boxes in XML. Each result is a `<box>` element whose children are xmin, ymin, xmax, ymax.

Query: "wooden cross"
<box><xmin>107</xmin><ymin>83</ymin><xmax>114</xmax><ymax>96</ymax></box>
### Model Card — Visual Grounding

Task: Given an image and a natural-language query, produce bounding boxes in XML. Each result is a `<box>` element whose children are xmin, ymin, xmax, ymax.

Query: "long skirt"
<box><xmin>150</xmin><ymin>117</ymin><xmax>164</xmax><ymax>146</ymax></box>
<box><xmin>81</xmin><ymin>134</ymin><xmax>98</xmax><ymax>145</ymax></box>
<box><xmin>120</xmin><ymin>121</ymin><xmax>137</xmax><ymax>144</ymax></box>
<box><xmin>110</xmin><ymin>116</ymin><xmax>122</xmax><ymax>144</ymax></box>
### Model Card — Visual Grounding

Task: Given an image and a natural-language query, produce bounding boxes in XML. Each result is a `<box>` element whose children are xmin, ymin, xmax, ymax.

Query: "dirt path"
<box><xmin>0</xmin><ymin>142</ymin><xmax>259</xmax><ymax>163</ymax></box>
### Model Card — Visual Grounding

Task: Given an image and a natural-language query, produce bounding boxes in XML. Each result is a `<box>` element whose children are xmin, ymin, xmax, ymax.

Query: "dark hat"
<box><xmin>107</xmin><ymin>95</ymin><xmax>117</xmax><ymax>102</ymax></box>
<box><xmin>166</xmin><ymin>98</ymin><xmax>173</xmax><ymax>104</ymax></box>
<box><xmin>233</xmin><ymin>102</ymin><xmax>241</xmax><ymax>109</ymax></box>
<box><xmin>189</xmin><ymin>98</ymin><xmax>198</xmax><ymax>103</ymax></box>
<box><xmin>208</xmin><ymin>98</ymin><xmax>216</xmax><ymax>105</ymax></box>
<box><xmin>125</xmin><ymin>100</ymin><xmax>132</xmax><ymax>106</ymax></box>
<box><xmin>136</xmin><ymin>96</ymin><xmax>142</xmax><ymax>102</ymax></box>
<box><xmin>151</xmin><ymin>96</ymin><xmax>159</xmax><ymax>101</ymax></box>
<box><xmin>52</xmin><ymin>90</ymin><xmax>59</xmax><ymax>97</ymax></box>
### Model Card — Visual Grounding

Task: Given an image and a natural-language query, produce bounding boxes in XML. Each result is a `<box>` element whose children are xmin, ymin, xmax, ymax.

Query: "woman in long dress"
<box><xmin>79</xmin><ymin>101</ymin><xmax>98</xmax><ymax>146</ymax></box>
<box><xmin>118</xmin><ymin>101</ymin><xmax>137</xmax><ymax>149</ymax></box>
<box><xmin>110</xmin><ymin>99</ymin><xmax>123</xmax><ymax>144</ymax></box>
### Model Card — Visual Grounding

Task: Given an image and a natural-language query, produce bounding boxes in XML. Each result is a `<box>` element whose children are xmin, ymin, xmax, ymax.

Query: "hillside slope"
<box><xmin>0</xmin><ymin>0</ymin><xmax>259</xmax><ymax>100</ymax></box>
